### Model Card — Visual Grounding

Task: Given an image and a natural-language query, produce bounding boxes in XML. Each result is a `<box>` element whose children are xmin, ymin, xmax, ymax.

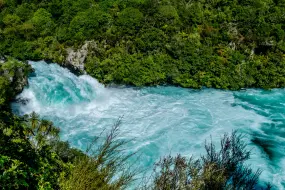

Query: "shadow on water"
<box><xmin>251</xmin><ymin>135</ymin><xmax>277</xmax><ymax>161</ymax></box>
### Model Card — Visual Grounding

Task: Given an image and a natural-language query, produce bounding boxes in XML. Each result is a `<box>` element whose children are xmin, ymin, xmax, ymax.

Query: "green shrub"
<box><xmin>144</xmin><ymin>131</ymin><xmax>270</xmax><ymax>190</ymax></box>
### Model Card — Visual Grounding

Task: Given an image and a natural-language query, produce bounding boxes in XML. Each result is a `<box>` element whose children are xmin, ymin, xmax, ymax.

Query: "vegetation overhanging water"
<box><xmin>12</xmin><ymin>61</ymin><xmax>285</xmax><ymax>189</ymax></box>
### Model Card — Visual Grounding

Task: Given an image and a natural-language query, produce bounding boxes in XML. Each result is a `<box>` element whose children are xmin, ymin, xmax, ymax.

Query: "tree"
<box><xmin>31</xmin><ymin>8</ymin><xmax>55</xmax><ymax>36</ymax></box>
<box><xmin>69</xmin><ymin>8</ymin><xmax>112</xmax><ymax>40</ymax></box>
<box><xmin>116</xmin><ymin>7</ymin><xmax>144</xmax><ymax>35</ymax></box>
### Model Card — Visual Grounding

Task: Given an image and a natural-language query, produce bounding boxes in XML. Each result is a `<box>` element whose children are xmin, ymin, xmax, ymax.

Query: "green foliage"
<box><xmin>3</xmin><ymin>14</ymin><xmax>21</xmax><ymax>26</ymax></box>
<box><xmin>0</xmin><ymin>76</ymin><xmax>9</xmax><ymax>105</ymax></box>
<box><xmin>69</xmin><ymin>8</ymin><xmax>111</xmax><ymax>41</ymax></box>
<box><xmin>0</xmin><ymin>1</ymin><xmax>281</xmax><ymax>187</ymax></box>
<box><xmin>145</xmin><ymin>131</ymin><xmax>267</xmax><ymax>190</ymax></box>
<box><xmin>0</xmin><ymin>155</ymin><xmax>30</xmax><ymax>189</ymax></box>
<box><xmin>31</xmin><ymin>8</ymin><xmax>55</xmax><ymax>36</ymax></box>
<box><xmin>116</xmin><ymin>7</ymin><xmax>144</xmax><ymax>35</ymax></box>
<box><xmin>0</xmin><ymin>111</ymin><xmax>67</xmax><ymax>189</ymax></box>
<box><xmin>158</xmin><ymin>5</ymin><xmax>179</xmax><ymax>20</ymax></box>
<box><xmin>50</xmin><ymin>140</ymin><xmax>85</xmax><ymax>163</ymax></box>
<box><xmin>60</xmin><ymin>120</ymin><xmax>136</xmax><ymax>190</ymax></box>
<box><xmin>0</xmin><ymin>109</ymin><xmax>136</xmax><ymax>189</ymax></box>
<box><xmin>0</xmin><ymin>59</ymin><xmax>70</xmax><ymax>189</ymax></box>
<box><xmin>1</xmin><ymin>0</ymin><xmax>285</xmax><ymax>89</ymax></box>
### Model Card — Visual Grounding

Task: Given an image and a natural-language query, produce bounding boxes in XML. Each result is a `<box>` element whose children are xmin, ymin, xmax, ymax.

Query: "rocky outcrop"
<box><xmin>65</xmin><ymin>41</ymin><xmax>97</xmax><ymax>73</ymax></box>
<box><xmin>0</xmin><ymin>59</ymin><xmax>33</xmax><ymax>98</ymax></box>
<box><xmin>12</xmin><ymin>66</ymin><xmax>31</xmax><ymax>95</ymax></box>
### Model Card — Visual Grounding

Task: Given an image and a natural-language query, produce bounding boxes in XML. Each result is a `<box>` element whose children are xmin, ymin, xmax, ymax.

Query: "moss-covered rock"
<box><xmin>0</xmin><ymin>58</ymin><xmax>33</xmax><ymax>107</ymax></box>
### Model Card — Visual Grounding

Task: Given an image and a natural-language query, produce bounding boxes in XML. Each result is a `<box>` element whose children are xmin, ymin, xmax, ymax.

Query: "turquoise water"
<box><xmin>12</xmin><ymin>61</ymin><xmax>285</xmax><ymax>189</ymax></box>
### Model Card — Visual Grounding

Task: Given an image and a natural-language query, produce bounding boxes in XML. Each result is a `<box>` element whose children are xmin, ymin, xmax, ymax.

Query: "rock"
<box><xmin>15</xmin><ymin>97</ymin><xmax>29</xmax><ymax>105</ymax></box>
<box><xmin>0</xmin><ymin>59</ymin><xmax>33</xmax><ymax>106</ymax></box>
<box><xmin>65</xmin><ymin>41</ymin><xmax>97</xmax><ymax>73</ymax></box>
<box><xmin>5</xmin><ymin>60</ymin><xmax>32</xmax><ymax>94</ymax></box>
<box><xmin>12</xmin><ymin>66</ymin><xmax>31</xmax><ymax>95</ymax></box>
<box><xmin>0</xmin><ymin>55</ymin><xmax>6</xmax><ymax>63</ymax></box>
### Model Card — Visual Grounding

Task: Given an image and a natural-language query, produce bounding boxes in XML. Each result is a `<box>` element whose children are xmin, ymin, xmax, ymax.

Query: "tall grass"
<box><xmin>59</xmin><ymin>119</ymin><xmax>137</xmax><ymax>190</ymax></box>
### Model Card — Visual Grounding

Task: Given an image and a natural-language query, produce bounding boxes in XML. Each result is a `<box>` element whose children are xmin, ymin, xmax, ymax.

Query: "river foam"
<box><xmin>12</xmin><ymin>61</ymin><xmax>285</xmax><ymax>189</ymax></box>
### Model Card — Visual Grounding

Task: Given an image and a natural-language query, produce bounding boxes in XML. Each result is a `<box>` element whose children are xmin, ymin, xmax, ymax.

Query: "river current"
<box><xmin>12</xmin><ymin>61</ymin><xmax>285</xmax><ymax>189</ymax></box>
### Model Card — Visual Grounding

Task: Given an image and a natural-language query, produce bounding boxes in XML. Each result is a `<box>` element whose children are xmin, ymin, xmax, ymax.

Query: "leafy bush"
<box><xmin>144</xmin><ymin>131</ymin><xmax>270</xmax><ymax>190</ymax></box>
<box><xmin>1</xmin><ymin>108</ymin><xmax>137</xmax><ymax>190</ymax></box>
<box><xmin>0</xmin><ymin>111</ymin><xmax>67</xmax><ymax>189</ymax></box>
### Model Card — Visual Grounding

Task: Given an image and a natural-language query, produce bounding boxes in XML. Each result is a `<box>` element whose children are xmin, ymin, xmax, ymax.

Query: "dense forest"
<box><xmin>1</xmin><ymin>0</ymin><xmax>285</xmax><ymax>89</ymax></box>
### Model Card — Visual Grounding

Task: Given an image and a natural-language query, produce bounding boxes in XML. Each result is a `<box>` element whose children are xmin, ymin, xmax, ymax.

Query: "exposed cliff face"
<box><xmin>65</xmin><ymin>41</ymin><xmax>97</xmax><ymax>73</ymax></box>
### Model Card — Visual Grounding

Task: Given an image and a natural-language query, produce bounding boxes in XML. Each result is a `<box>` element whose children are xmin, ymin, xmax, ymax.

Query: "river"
<box><xmin>12</xmin><ymin>61</ymin><xmax>285</xmax><ymax>189</ymax></box>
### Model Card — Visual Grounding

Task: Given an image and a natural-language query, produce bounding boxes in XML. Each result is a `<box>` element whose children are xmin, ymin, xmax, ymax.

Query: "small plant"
<box><xmin>144</xmin><ymin>131</ymin><xmax>269</xmax><ymax>190</ymax></box>
<box><xmin>24</xmin><ymin>112</ymin><xmax>60</xmax><ymax>150</ymax></box>
<box><xmin>59</xmin><ymin>119</ymin><xmax>137</xmax><ymax>190</ymax></box>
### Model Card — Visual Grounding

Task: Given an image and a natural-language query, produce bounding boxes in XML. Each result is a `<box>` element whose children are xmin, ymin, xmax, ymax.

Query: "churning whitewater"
<box><xmin>12</xmin><ymin>61</ymin><xmax>285</xmax><ymax>189</ymax></box>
